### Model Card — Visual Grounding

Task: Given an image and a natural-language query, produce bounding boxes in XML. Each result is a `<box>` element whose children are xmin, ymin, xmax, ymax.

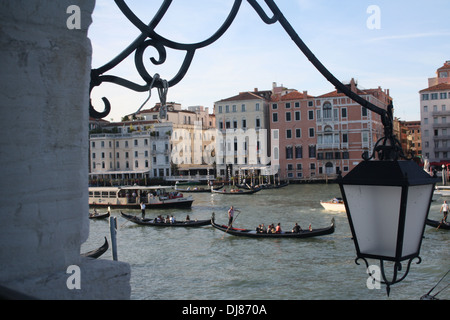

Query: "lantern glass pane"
<box><xmin>344</xmin><ymin>185</ymin><xmax>401</xmax><ymax>258</ymax></box>
<box><xmin>402</xmin><ymin>184</ymin><xmax>433</xmax><ymax>257</ymax></box>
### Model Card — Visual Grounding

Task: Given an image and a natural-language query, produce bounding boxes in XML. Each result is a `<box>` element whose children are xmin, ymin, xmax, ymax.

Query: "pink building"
<box><xmin>270</xmin><ymin>90</ymin><xmax>316</xmax><ymax>179</ymax></box>
<box><xmin>270</xmin><ymin>79</ymin><xmax>392</xmax><ymax>180</ymax></box>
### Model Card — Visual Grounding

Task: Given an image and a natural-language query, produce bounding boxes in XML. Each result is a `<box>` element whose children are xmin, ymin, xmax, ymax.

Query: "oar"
<box><xmin>437</xmin><ymin>212</ymin><xmax>448</xmax><ymax>229</ymax></box>
<box><xmin>120</xmin><ymin>218</ymin><xmax>130</xmax><ymax>229</ymax></box>
<box><xmin>422</xmin><ymin>268</ymin><xmax>450</xmax><ymax>299</ymax></box>
<box><xmin>119</xmin><ymin>211</ymin><xmax>133</xmax><ymax>229</ymax></box>
<box><xmin>221</xmin><ymin>209</ymin><xmax>241</xmax><ymax>239</ymax></box>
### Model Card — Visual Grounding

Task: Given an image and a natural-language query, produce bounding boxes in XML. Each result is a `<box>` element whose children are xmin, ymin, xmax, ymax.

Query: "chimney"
<box><xmin>254</xmin><ymin>88</ymin><xmax>258</xmax><ymax>92</ymax></box>
<box><xmin>303</xmin><ymin>90</ymin><xmax>308</xmax><ymax>97</ymax></box>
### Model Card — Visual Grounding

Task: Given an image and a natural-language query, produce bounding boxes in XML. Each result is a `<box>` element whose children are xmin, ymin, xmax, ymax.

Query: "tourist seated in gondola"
<box><xmin>275</xmin><ymin>223</ymin><xmax>282</xmax><ymax>233</ymax></box>
<box><xmin>260</xmin><ymin>223</ymin><xmax>266</xmax><ymax>233</ymax></box>
<box><xmin>256</xmin><ymin>223</ymin><xmax>266</xmax><ymax>233</ymax></box>
<box><xmin>267</xmin><ymin>224</ymin><xmax>276</xmax><ymax>233</ymax></box>
<box><xmin>185</xmin><ymin>214</ymin><xmax>190</xmax><ymax>221</ymax></box>
<box><xmin>292</xmin><ymin>223</ymin><xmax>302</xmax><ymax>233</ymax></box>
<box><xmin>170</xmin><ymin>215</ymin><xmax>175</xmax><ymax>223</ymax></box>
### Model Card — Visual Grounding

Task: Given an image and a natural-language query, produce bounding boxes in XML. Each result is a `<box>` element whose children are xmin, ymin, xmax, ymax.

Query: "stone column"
<box><xmin>0</xmin><ymin>0</ymin><xmax>130</xmax><ymax>299</ymax></box>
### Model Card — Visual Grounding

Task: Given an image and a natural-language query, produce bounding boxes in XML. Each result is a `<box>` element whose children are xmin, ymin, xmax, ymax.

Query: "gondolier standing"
<box><xmin>440</xmin><ymin>200</ymin><xmax>448</xmax><ymax>222</ymax></box>
<box><xmin>228</xmin><ymin>206</ymin><xmax>240</xmax><ymax>227</ymax></box>
<box><xmin>140</xmin><ymin>201</ymin><xmax>146</xmax><ymax>219</ymax></box>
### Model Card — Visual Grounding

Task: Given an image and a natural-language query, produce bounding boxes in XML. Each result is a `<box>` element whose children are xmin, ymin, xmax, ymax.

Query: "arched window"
<box><xmin>323</xmin><ymin>102</ymin><xmax>332</xmax><ymax>119</ymax></box>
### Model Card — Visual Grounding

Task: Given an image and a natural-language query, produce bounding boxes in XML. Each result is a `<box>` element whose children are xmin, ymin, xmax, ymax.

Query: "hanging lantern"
<box><xmin>339</xmin><ymin>107</ymin><xmax>438</xmax><ymax>295</ymax></box>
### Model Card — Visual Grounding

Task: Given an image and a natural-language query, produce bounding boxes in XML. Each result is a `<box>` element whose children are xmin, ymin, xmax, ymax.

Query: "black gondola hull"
<box><xmin>81</xmin><ymin>237</ymin><xmax>109</xmax><ymax>259</ymax></box>
<box><xmin>211</xmin><ymin>218</ymin><xmax>335</xmax><ymax>238</ymax></box>
<box><xmin>426</xmin><ymin>218</ymin><xmax>450</xmax><ymax>230</ymax></box>
<box><xmin>121</xmin><ymin>212</ymin><xmax>211</xmax><ymax>227</ymax></box>
<box><xmin>89</xmin><ymin>211</ymin><xmax>110</xmax><ymax>219</ymax></box>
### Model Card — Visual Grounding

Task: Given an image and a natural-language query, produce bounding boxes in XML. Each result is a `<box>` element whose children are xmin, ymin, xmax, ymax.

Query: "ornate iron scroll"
<box><xmin>89</xmin><ymin>0</ymin><xmax>392</xmax><ymax>139</ymax></box>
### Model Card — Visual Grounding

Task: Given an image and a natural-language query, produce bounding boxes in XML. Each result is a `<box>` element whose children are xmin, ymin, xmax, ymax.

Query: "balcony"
<box><xmin>433</xmin><ymin>135</ymin><xmax>450</xmax><ymax>140</ymax></box>
<box><xmin>432</xmin><ymin>123</ymin><xmax>450</xmax><ymax>128</ymax></box>
<box><xmin>317</xmin><ymin>143</ymin><xmax>349</xmax><ymax>150</ymax></box>
<box><xmin>432</xmin><ymin>110</ymin><xmax>450</xmax><ymax>117</ymax></box>
<box><xmin>434</xmin><ymin>146</ymin><xmax>450</xmax><ymax>152</ymax></box>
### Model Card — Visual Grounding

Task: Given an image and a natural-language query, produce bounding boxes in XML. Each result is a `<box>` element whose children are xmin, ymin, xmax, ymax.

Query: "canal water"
<box><xmin>82</xmin><ymin>183</ymin><xmax>449</xmax><ymax>300</ymax></box>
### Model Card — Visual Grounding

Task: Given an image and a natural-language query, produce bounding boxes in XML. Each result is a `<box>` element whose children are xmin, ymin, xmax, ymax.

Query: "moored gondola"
<box><xmin>175</xmin><ymin>184</ymin><xmax>225</xmax><ymax>193</ymax></box>
<box><xmin>426</xmin><ymin>218</ymin><xmax>450</xmax><ymax>230</ymax></box>
<box><xmin>211</xmin><ymin>215</ymin><xmax>335</xmax><ymax>238</ymax></box>
<box><xmin>81</xmin><ymin>237</ymin><xmax>109</xmax><ymax>259</ymax></box>
<box><xmin>211</xmin><ymin>187</ymin><xmax>261</xmax><ymax>195</ymax></box>
<box><xmin>89</xmin><ymin>209</ymin><xmax>111</xmax><ymax>219</ymax></box>
<box><xmin>120</xmin><ymin>212</ymin><xmax>211</xmax><ymax>227</ymax></box>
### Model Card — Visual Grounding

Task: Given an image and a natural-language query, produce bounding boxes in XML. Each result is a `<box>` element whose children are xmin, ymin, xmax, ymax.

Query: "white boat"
<box><xmin>320</xmin><ymin>198</ymin><xmax>346</xmax><ymax>212</ymax></box>
<box><xmin>434</xmin><ymin>186</ymin><xmax>450</xmax><ymax>197</ymax></box>
<box><xmin>89</xmin><ymin>186</ymin><xmax>194</xmax><ymax>209</ymax></box>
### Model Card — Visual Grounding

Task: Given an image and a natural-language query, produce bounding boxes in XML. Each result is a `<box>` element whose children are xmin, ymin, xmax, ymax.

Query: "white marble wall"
<box><xmin>0</xmin><ymin>0</ymin><xmax>130</xmax><ymax>299</ymax></box>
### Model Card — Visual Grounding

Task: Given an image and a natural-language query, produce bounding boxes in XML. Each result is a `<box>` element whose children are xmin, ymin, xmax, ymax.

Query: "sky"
<box><xmin>88</xmin><ymin>0</ymin><xmax>450</xmax><ymax>122</ymax></box>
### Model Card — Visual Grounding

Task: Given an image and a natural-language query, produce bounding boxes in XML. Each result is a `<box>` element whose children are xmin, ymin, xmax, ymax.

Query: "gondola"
<box><xmin>120</xmin><ymin>212</ymin><xmax>211</xmax><ymax>227</ymax></box>
<box><xmin>426</xmin><ymin>218</ymin><xmax>450</xmax><ymax>230</ymax></box>
<box><xmin>89</xmin><ymin>210</ymin><xmax>110</xmax><ymax>219</ymax></box>
<box><xmin>174</xmin><ymin>186</ymin><xmax>212</xmax><ymax>193</ymax></box>
<box><xmin>211</xmin><ymin>215</ymin><xmax>335</xmax><ymax>238</ymax></box>
<box><xmin>175</xmin><ymin>184</ymin><xmax>225</xmax><ymax>193</ymax></box>
<box><xmin>211</xmin><ymin>187</ymin><xmax>261</xmax><ymax>195</ymax></box>
<box><xmin>81</xmin><ymin>237</ymin><xmax>109</xmax><ymax>259</ymax></box>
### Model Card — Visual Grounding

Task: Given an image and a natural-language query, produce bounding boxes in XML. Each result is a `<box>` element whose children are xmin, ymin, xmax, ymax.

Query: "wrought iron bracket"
<box><xmin>89</xmin><ymin>0</ymin><xmax>392</xmax><ymax>127</ymax></box>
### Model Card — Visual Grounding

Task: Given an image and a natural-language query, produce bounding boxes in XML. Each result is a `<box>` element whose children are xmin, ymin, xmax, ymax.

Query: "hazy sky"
<box><xmin>88</xmin><ymin>0</ymin><xmax>450</xmax><ymax>122</ymax></box>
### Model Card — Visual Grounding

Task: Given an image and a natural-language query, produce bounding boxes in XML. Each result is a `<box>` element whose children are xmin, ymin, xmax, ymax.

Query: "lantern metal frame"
<box><xmin>338</xmin><ymin>160</ymin><xmax>438</xmax><ymax>295</ymax></box>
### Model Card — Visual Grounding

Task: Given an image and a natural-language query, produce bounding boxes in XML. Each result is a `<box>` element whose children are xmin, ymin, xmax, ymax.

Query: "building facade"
<box><xmin>420</xmin><ymin>61</ymin><xmax>450</xmax><ymax>164</ymax></box>
<box><xmin>270</xmin><ymin>90</ymin><xmax>316</xmax><ymax>179</ymax></box>
<box><xmin>402</xmin><ymin>120</ymin><xmax>422</xmax><ymax>158</ymax></box>
<box><xmin>90</xmin><ymin>122</ymin><xmax>173</xmax><ymax>184</ymax></box>
<box><xmin>89</xmin><ymin>103</ymin><xmax>217</xmax><ymax>183</ymax></box>
<box><xmin>270</xmin><ymin>79</ymin><xmax>392</xmax><ymax>180</ymax></box>
<box><xmin>214</xmin><ymin>89</ymin><xmax>272</xmax><ymax>178</ymax></box>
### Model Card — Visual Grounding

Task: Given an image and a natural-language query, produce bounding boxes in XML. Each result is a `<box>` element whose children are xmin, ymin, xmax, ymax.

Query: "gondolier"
<box><xmin>440</xmin><ymin>200</ymin><xmax>448</xmax><ymax>222</ymax></box>
<box><xmin>228</xmin><ymin>206</ymin><xmax>240</xmax><ymax>227</ymax></box>
<box><xmin>140</xmin><ymin>201</ymin><xmax>146</xmax><ymax>219</ymax></box>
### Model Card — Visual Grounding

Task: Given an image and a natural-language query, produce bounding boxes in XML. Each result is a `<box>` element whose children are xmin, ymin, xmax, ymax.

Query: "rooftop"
<box><xmin>420</xmin><ymin>82</ymin><xmax>450</xmax><ymax>93</ymax></box>
<box><xmin>216</xmin><ymin>90</ymin><xmax>272</xmax><ymax>103</ymax></box>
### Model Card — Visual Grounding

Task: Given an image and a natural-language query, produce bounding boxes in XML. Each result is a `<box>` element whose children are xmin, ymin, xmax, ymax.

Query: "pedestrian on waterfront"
<box><xmin>140</xmin><ymin>201</ymin><xmax>146</xmax><ymax>219</ymax></box>
<box><xmin>228</xmin><ymin>206</ymin><xmax>240</xmax><ymax>226</ymax></box>
<box><xmin>440</xmin><ymin>200</ymin><xmax>449</xmax><ymax>222</ymax></box>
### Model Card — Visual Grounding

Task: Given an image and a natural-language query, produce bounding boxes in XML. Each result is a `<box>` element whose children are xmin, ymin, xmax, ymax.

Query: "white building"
<box><xmin>90</xmin><ymin>123</ymin><xmax>173</xmax><ymax>183</ymax></box>
<box><xmin>420</xmin><ymin>61</ymin><xmax>450</xmax><ymax>164</ymax></box>
<box><xmin>214</xmin><ymin>89</ymin><xmax>272</xmax><ymax>178</ymax></box>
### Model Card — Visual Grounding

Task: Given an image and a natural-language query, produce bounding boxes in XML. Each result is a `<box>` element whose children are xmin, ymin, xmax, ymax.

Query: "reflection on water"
<box><xmin>83</xmin><ymin>184</ymin><xmax>449</xmax><ymax>300</ymax></box>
